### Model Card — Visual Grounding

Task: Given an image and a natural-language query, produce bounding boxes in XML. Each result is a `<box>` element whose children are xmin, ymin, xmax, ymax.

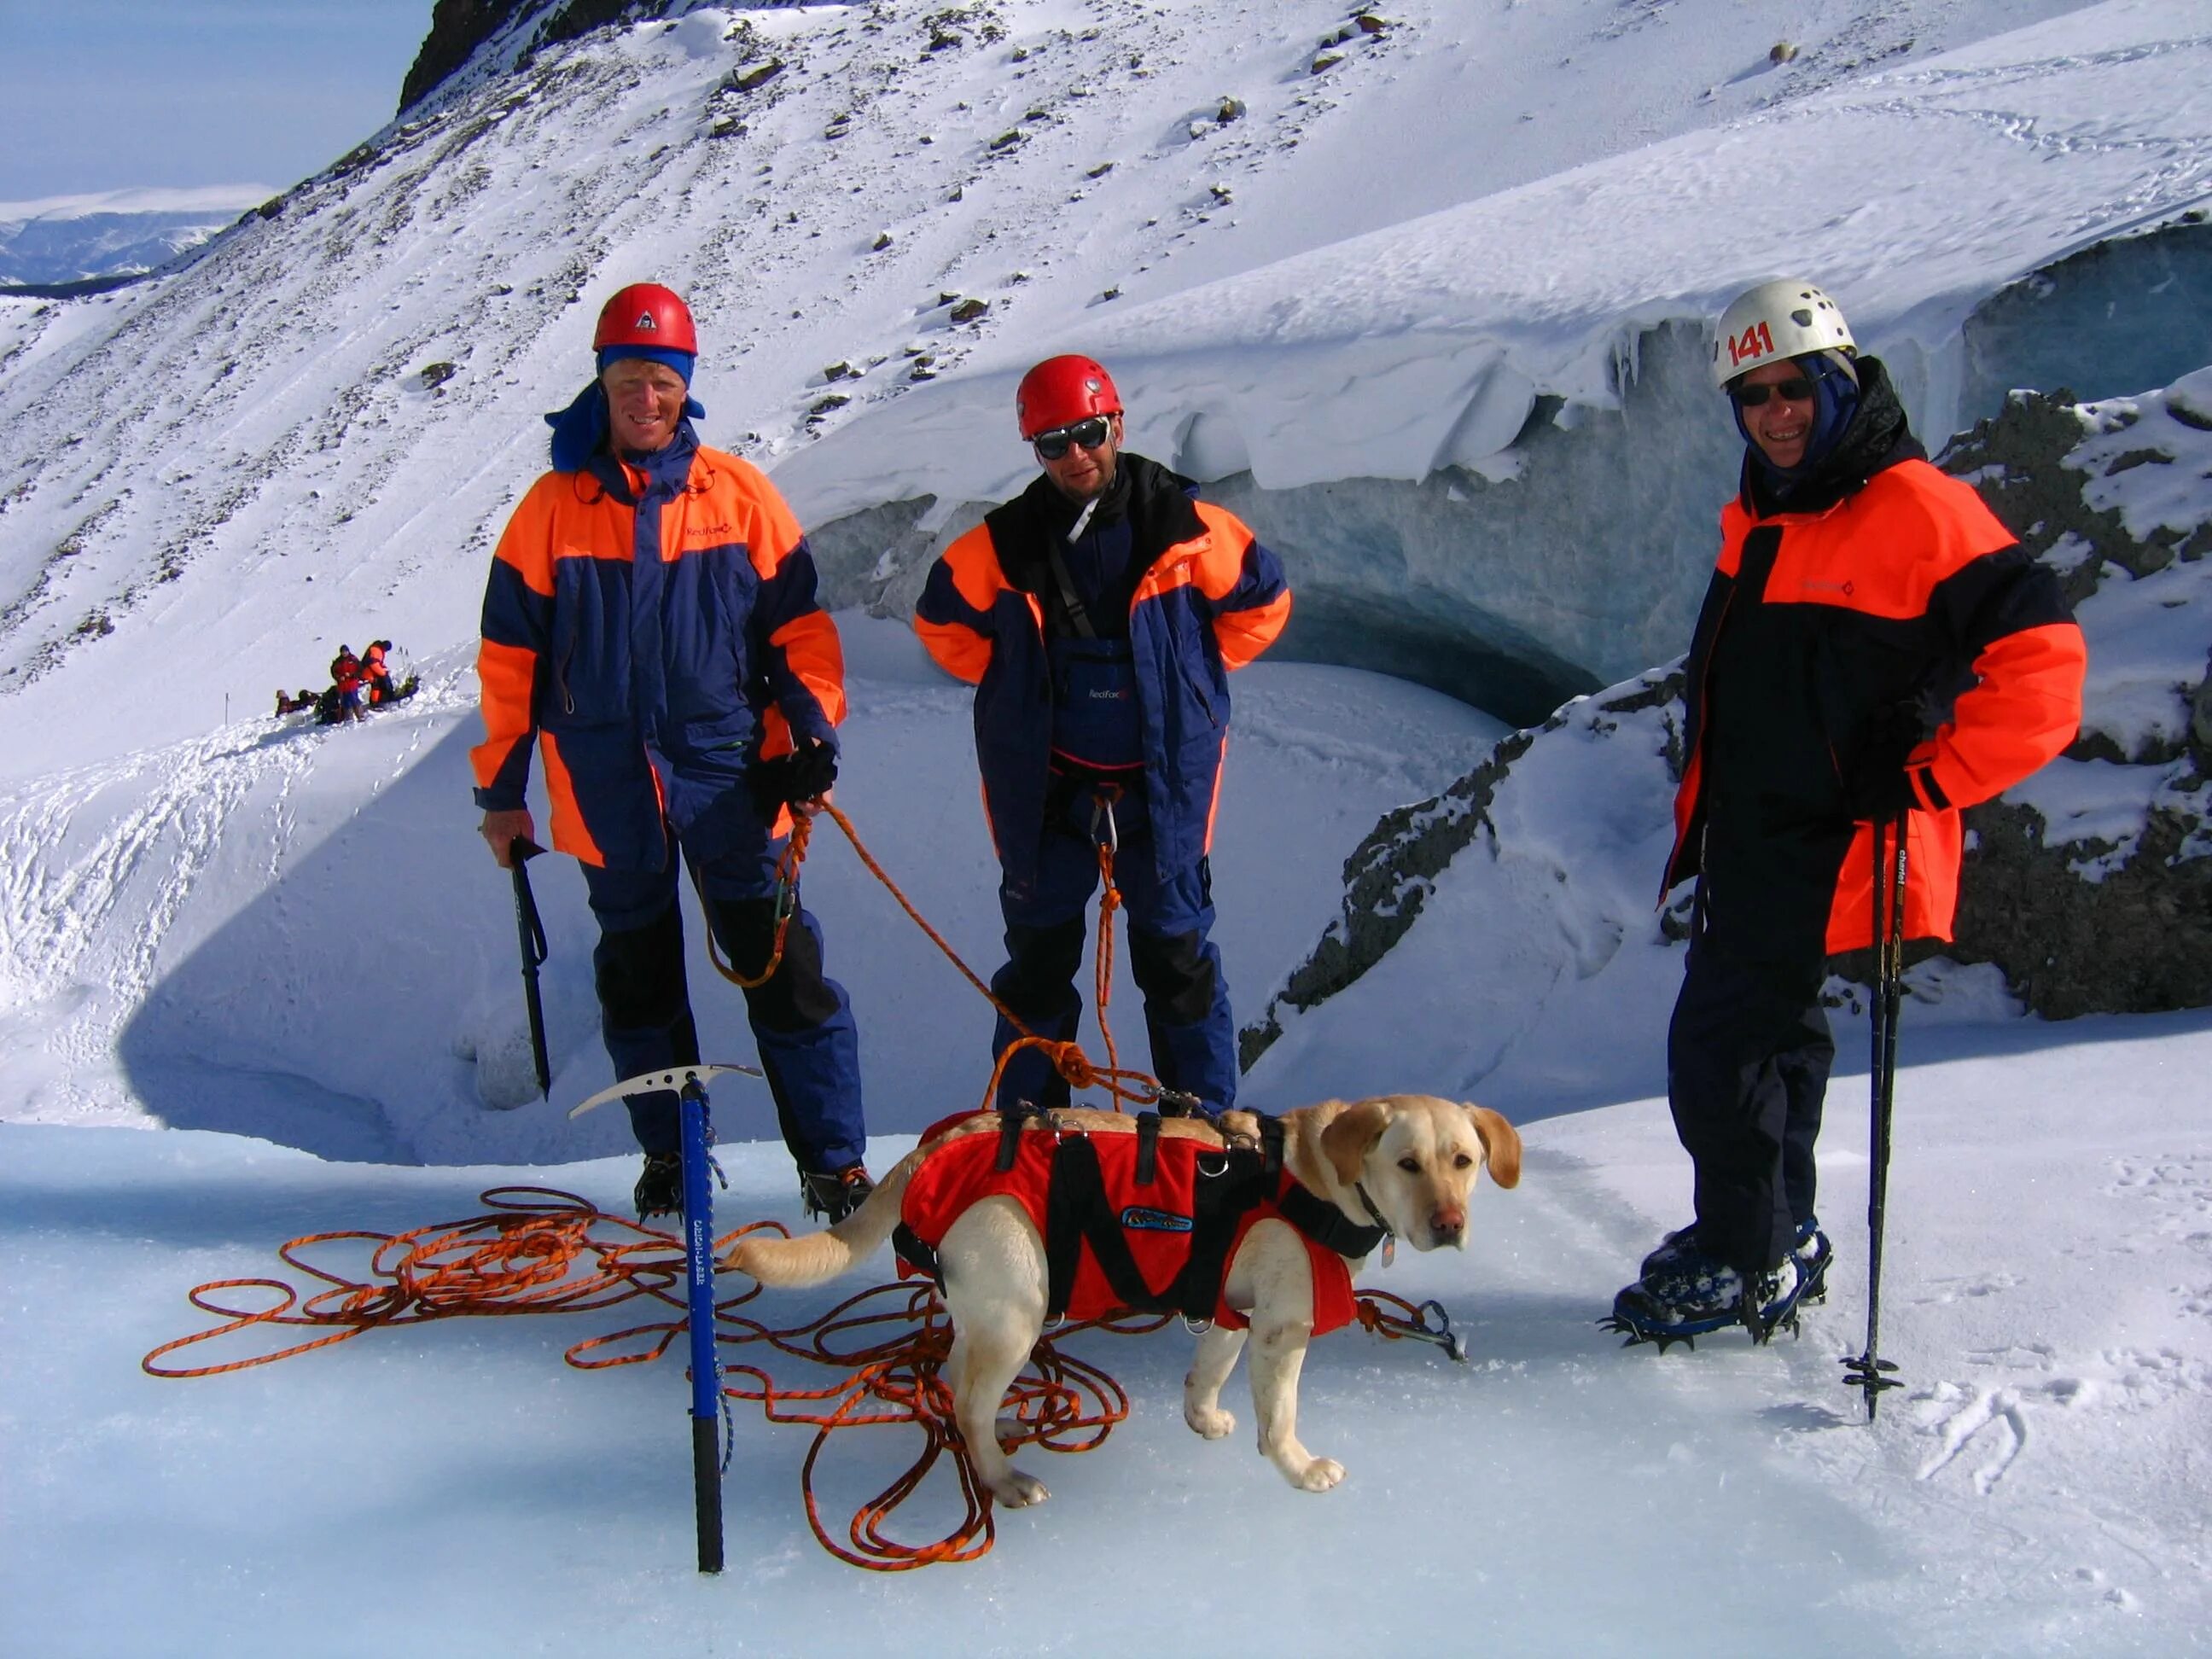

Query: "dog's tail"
<box><xmin>725</xmin><ymin>1144</ymin><xmax>922</xmax><ymax>1288</ymax></box>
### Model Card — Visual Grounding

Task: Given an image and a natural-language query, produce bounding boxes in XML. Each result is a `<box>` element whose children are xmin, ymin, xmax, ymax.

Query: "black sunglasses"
<box><xmin>1732</xmin><ymin>375</ymin><xmax>1815</xmax><ymax>407</ymax></box>
<box><xmin>1033</xmin><ymin>416</ymin><xmax>1112</xmax><ymax>460</ymax></box>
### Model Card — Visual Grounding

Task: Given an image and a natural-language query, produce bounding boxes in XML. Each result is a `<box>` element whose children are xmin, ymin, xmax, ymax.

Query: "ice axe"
<box><xmin>1842</xmin><ymin>810</ymin><xmax>1909</xmax><ymax>1419</ymax></box>
<box><xmin>573</xmin><ymin>1063</ymin><xmax>762</xmax><ymax>1575</ymax></box>
<box><xmin>507</xmin><ymin>836</ymin><xmax>552</xmax><ymax>1100</ymax></box>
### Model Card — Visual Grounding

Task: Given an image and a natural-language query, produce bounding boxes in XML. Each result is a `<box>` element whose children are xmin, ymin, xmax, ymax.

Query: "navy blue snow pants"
<box><xmin>988</xmin><ymin>778</ymin><xmax>1237</xmax><ymax>1113</ymax></box>
<box><xmin>581</xmin><ymin>824</ymin><xmax>864</xmax><ymax>1174</ymax></box>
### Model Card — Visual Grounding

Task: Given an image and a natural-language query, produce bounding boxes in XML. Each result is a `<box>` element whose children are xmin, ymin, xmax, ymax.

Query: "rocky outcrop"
<box><xmin>399</xmin><ymin>0</ymin><xmax>525</xmax><ymax>114</ymax></box>
<box><xmin>399</xmin><ymin>0</ymin><xmax>693</xmax><ymax>114</ymax></box>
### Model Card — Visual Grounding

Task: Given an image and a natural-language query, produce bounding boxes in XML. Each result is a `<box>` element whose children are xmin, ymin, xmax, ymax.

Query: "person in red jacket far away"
<box><xmin>329</xmin><ymin>646</ymin><xmax>365</xmax><ymax>724</ymax></box>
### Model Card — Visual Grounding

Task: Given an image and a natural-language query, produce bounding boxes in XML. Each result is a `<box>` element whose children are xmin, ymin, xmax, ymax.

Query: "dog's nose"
<box><xmin>1430</xmin><ymin>1207</ymin><xmax>1465</xmax><ymax>1247</ymax></box>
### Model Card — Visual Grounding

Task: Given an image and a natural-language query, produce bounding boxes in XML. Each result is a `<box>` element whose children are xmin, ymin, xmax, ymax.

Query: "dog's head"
<box><xmin>1318</xmin><ymin>1095</ymin><xmax>1522</xmax><ymax>1252</ymax></box>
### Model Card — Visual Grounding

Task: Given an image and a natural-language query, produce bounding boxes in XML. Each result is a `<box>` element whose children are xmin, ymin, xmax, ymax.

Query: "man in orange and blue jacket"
<box><xmin>1611</xmin><ymin>279</ymin><xmax>2086</xmax><ymax>1345</ymax></box>
<box><xmin>914</xmin><ymin>355</ymin><xmax>1291</xmax><ymax>1117</ymax></box>
<box><xmin>472</xmin><ymin>283</ymin><xmax>870</xmax><ymax>1223</ymax></box>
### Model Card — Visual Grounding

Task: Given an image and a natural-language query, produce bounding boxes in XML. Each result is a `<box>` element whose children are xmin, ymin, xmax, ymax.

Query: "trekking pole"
<box><xmin>507</xmin><ymin>838</ymin><xmax>551</xmax><ymax>1100</ymax></box>
<box><xmin>569</xmin><ymin>1064</ymin><xmax>759</xmax><ymax>1574</ymax></box>
<box><xmin>1842</xmin><ymin>811</ymin><xmax>1909</xmax><ymax>1417</ymax></box>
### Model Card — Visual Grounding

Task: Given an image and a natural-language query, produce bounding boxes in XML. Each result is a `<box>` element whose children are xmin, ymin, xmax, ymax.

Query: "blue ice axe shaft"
<box><xmin>678</xmin><ymin>1075</ymin><xmax>725</xmax><ymax>1574</ymax></box>
<box><xmin>570</xmin><ymin>1064</ymin><xmax>760</xmax><ymax>1574</ymax></box>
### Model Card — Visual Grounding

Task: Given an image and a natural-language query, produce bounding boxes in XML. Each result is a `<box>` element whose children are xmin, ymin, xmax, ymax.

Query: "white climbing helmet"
<box><xmin>1710</xmin><ymin>278</ymin><xmax>1856</xmax><ymax>387</ymax></box>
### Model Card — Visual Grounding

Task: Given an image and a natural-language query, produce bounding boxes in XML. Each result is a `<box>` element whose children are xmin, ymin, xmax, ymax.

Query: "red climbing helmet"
<box><xmin>593</xmin><ymin>282</ymin><xmax>698</xmax><ymax>355</ymax></box>
<box><xmin>1016</xmin><ymin>354</ymin><xmax>1122</xmax><ymax>439</ymax></box>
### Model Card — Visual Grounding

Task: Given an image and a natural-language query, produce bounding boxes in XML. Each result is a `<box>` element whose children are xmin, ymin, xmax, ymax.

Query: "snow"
<box><xmin>9</xmin><ymin>1009</ymin><xmax>2210</xmax><ymax>1654</ymax></box>
<box><xmin>0</xmin><ymin>0</ymin><xmax>2209</xmax><ymax>1650</ymax></box>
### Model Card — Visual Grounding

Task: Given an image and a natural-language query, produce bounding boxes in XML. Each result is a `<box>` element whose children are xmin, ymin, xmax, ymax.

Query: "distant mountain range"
<box><xmin>0</xmin><ymin>187</ymin><xmax>271</xmax><ymax>288</ymax></box>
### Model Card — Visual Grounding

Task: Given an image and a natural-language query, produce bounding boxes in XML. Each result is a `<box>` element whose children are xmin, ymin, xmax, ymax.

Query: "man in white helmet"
<box><xmin>1609</xmin><ymin>279</ymin><xmax>2086</xmax><ymax>1348</ymax></box>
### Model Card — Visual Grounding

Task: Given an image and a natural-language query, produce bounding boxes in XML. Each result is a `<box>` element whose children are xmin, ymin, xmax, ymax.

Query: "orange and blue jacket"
<box><xmin>471</xmin><ymin>425</ymin><xmax>844</xmax><ymax>869</ymax></box>
<box><xmin>1665</xmin><ymin>364</ymin><xmax>2085</xmax><ymax>955</ymax></box>
<box><xmin>912</xmin><ymin>454</ymin><xmax>1291</xmax><ymax>888</ymax></box>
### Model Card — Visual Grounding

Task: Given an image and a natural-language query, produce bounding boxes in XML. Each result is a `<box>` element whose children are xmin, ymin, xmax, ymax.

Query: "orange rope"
<box><xmin>818</xmin><ymin>800</ymin><xmax>1159</xmax><ymax>1115</ymax></box>
<box><xmin>140</xmin><ymin>1187</ymin><xmax>1168</xmax><ymax>1569</ymax></box>
<box><xmin>139</xmin><ymin>812</ymin><xmax>1416</xmax><ymax>1569</ymax></box>
<box><xmin>700</xmin><ymin>814</ymin><xmax>811</xmax><ymax>988</ymax></box>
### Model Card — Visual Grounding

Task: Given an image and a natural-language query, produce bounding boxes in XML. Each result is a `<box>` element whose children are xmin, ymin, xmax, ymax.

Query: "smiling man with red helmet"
<box><xmin>914</xmin><ymin>355</ymin><xmax>1292</xmax><ymax>1118</ymax></box>
<box><xmin>471</xmin><ymin>282</ymin><xmax>873</xmax><ymax>1224</ymax></box>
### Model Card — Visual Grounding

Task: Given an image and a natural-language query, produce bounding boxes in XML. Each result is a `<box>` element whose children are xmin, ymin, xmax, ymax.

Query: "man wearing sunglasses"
<box><xmin>1610</xmin><ymin>278</ymin><xmax>2085</xmax><ymax>1348</ymax></box>
<box><xmin>914</xmin><ymin>354</ymin><xmax>1292</xmax><ymax>1117</ymax></box>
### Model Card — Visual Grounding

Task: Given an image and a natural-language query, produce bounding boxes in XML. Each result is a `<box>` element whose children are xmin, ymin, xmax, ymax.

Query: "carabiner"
<box><xmin>1088</xmin><ymin>784</ymin><xmax>1121</xmax><ymax>855</ymax></box>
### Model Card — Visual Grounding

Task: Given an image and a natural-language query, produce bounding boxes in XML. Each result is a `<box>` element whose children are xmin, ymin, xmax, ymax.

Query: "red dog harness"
<box><xmin>894</xmin><ymin>1109</ymin><xmax>1385</xmax><ymax>1335</ymax></box>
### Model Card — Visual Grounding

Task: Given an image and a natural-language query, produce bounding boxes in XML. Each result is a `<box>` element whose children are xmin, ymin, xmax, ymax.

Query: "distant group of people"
<box><xmin>469</xmin><ymin>276</ymin><xmax>2083</xmax><ymax>1355</ymax></box>
<box><xmin>276</xmin><ymin>639</ymin><xmax>405</xmax><ymax>724</ymax></box>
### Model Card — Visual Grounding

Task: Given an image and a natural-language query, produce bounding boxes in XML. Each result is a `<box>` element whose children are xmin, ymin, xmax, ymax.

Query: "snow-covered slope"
<box><xmin>4</xmin><ymin>0</ymin><xmax>2195</xmax><ymax>777</ymax></box>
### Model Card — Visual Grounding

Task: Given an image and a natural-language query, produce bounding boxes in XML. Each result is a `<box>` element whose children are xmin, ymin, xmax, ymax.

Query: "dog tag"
<box><xmin>1381</xmin><ymin>1237</ymin><xmax>1396</xmax><ymax>1269</ymax></box>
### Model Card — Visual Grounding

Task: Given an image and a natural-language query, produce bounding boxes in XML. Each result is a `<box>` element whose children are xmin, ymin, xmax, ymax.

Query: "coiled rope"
<box><xmin>143</xmin><ymin>806</ymin><xmax>1466</xmax><ymax>1567</ymax></box>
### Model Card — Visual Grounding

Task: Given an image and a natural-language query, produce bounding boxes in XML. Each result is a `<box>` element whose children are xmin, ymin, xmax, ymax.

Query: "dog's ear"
<box><xmin>1465</xmin><ymin>1104</ymin><xmax>1522</xmax><ymax>1189</ymax></box>
<box><xmin>1321</xmin><ymin>1098</ymin><xmax>1393</xmax><ymax>1188</ymax></box>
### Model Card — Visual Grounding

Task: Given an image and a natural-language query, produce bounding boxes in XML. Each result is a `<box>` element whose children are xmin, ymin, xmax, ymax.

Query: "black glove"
<box><xmin>1843</xmin><ymin>702</ymin><xmax>1925</xmax><ymax>822</ymax></box>
<box><xmin>748</xmin><ymin>737</ymin><xmax>838</xmax><ymax>815</ymax></box>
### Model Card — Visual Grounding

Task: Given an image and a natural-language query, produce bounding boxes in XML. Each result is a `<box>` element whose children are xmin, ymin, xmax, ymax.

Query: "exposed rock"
<box><xmin>399</xmin><ymin>0</ymin><xmax>512</xmax><ymax>114</ymax></box>
<box><xmin>1771</xmin><ymin>41</ymin><xmax>1800</xmax><ymax>64</ymax></box>
<box><xmin>949</xmin><ymin>297</ymin><xmax>991</xmax><ymax>323</ymax></box>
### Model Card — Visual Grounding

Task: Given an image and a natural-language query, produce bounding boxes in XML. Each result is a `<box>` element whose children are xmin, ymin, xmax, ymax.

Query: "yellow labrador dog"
<box><xmin>729</xmin><ymin>1094</ymin><xmax>1520</xmax><ymax>1506</ymax></box>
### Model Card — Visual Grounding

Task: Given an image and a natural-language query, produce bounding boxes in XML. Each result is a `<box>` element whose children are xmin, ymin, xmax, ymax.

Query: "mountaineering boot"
<box><xmin>1640</xmin><ymin>1216</ymin><xmax>1832</xmax><ymax>1300</ymax></box>
<box><xmin>800</xmin><ymin>1161</ymin><xmax>875</xmax><ymax>1224</ymax></box>
<box><xmin>1605</xmin><ymin>1243</ymin><xmax>1813</xmax><ymax>1349</ymax></box>
<box><xmin>1639</xmin><ymin>1221</ymin><xmax>1703</xmax><ymax>1281</ymax></box>
<box><xmin>1607</xmin><ymin>1243</ymin><xmax>1748</xmax><ymax>1347</ymax></box>
<box><xmin>1792</xmin><ymin>1216</ymin><xmax>1833</xmax><ymax>1305</ymax></box>
<box><xmin>634</xmin><ymin>1152</ymin><xmax>684</xmax><ymax>1220</ymax></box>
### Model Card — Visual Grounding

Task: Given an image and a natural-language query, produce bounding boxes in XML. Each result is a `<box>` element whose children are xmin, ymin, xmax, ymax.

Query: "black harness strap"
<box><xmin>891</xmin><ymin>1221</ymin><xmax>939</xmax><ymax>1283</ymax></box>
<box><xmin>1275</xmin><ymin>1184</ymin><xmax>1388</xmax><ymax>1260</ymax></box>
<box><xmin>1042</xmin><ymin>1134</ymin><xmax>1277</xmax><ymax>1323</ymax></box>
<box><xmin>1134</xmin><ymin>1111</ymin><xmax>1161</xmax><ymax>1185</ymax></box>
<box><xmin>1043</xmin><ymin>1134</ymin><xmax>1158</xmax><ymax>1319</ymax></box>
<box><xmin>1259</xmin><ymin>1114</ymin><xmax>1286</xmax><ymax>1180</ymax></box>
<box><xmin>996</xmin><ymin>1099</ymin><xmax>1047</xmax><ymax>1172</ymax></box>
<box><xmin>1041</xmin><ymin>534</ymin><xmax>1099</xmax><ymax>640</ymax></box>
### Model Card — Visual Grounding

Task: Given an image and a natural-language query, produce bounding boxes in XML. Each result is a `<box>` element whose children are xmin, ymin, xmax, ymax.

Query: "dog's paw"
<box><xmin>1184</xmin><ymin>1401</ymin><xmax>1236</xmax><ymax>1440</ymax></box>
<box><xmin>989</xmin><ymin>1469</ymin><xmax>1051</xmax><ymax>1509</ymax></box>
<box><xmin>1286</xmin><ymin>1456</ymin><xmax>1345</xmax><ymax>1493</ymax></box>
